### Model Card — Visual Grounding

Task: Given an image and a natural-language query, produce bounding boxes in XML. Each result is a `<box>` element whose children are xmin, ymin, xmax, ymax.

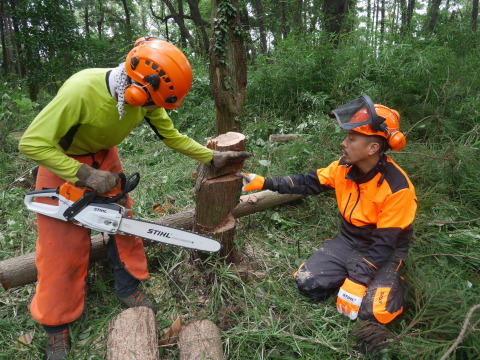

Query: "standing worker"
<box><xmin>239</xmin><ymin>95</ymin><xmax>416</xmax><ymax>325</ymax></box>
<box><xmin>19</xmin><ymin>37</ymin><xmax>249</xmax><ymax>360</ymax></box>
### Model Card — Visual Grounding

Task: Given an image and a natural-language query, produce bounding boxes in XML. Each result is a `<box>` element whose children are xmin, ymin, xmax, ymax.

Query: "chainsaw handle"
<box><xmin>24</xmin><ymin>190</ymin><xmax>68</xmax><ymax>221</ymax></box>
<box><xmin>100</xmin><ymin>172</ymin><xmax>140</xmax><ymax>204</ymax></box>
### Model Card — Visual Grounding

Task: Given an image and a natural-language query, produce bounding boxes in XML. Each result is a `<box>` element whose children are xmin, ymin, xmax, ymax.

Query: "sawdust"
<box><xmin>294</xmin><ymin>269</ymin><xmax>315</xmax><ymax>289</ymax></box>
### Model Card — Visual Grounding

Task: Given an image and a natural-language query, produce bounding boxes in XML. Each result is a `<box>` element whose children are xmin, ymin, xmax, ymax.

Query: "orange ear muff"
<box><xmin>388</xmin><ymin>131</ymin><xmax>406</xmax><ymax>151</ymax></box>
<box><xmin>124</xmin><ymin>84</ymin><xmax>149</xmax><ymax>107</ymax></box>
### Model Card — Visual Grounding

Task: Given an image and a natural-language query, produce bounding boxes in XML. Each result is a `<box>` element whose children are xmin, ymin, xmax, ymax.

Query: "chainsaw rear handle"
<box><xmin>24</xmin><ymin>172</ymin><xmax>140</xmax><ymax>221</ymax></box>
<box><xmin>101</xmin><ymin>172</ymin><xmax>140</xmax><ymax>204</ymax></box>
<box><xmin>63</xmin><ymin>172</ymin><xmax>140</xmax><ymax>220</ymax></box>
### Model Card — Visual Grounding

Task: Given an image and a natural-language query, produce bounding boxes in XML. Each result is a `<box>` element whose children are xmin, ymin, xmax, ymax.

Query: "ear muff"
<box><xmin>387</xmin><ymin>130</ymin><xmax>406</xmax><ymax>151</ymax></box>
<box><xmin>124</xmin><ymin>84</ymin><xmax>149</xmax><ymax>107</ymax></box>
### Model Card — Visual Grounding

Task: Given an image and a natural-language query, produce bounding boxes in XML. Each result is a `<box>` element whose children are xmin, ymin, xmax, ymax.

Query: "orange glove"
<box><xmin>336</xmin><ymin>278</ymin><xmax>367</xmax><ymax>320</ymax></box>
<box><xmin>237</xmin><ymin>173</ymin><xmax>265</xmax><ymax>191</ymax></box>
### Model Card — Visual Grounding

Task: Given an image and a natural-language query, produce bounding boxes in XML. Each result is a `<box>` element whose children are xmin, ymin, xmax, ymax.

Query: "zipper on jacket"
<box><xmin>342</xmin><ymin>192</ymin><xmax>352</xmax><ymax>219</ymax></box>
<box><xmin>347</xmin><ymin>183</ymin><xmax>361</xmax><ymax>223</ymax></box>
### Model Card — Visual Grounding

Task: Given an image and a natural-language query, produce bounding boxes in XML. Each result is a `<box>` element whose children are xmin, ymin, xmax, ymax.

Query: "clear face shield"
<box><xmin>329</xmin><ymin>95</ymin><xmax>386</xmax><ymax>133</ymax></box>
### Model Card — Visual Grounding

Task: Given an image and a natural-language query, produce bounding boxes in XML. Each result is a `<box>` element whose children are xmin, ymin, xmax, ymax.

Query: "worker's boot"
<box><xmin>45</xmin><ymin>328</ymin><xmax>71</xmax><ymax>360</ymax></box>
<box><xmin>118</xmin><ymin>287</ymin><xmax>157</xmax><ymax>314</ymax></box>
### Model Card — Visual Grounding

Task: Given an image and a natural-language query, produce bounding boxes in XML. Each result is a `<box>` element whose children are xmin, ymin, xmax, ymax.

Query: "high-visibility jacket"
<box><xmin>263</xmin><ymin>156</ymin><xmax>417</xmax><ymax>285</ymax></box>
<box><xmin>19</xmin><ymin>68</ymin><xmax>213</xmax><ymax>183</ymax></box>
<box><xmin>18</xmin><ymin>68</ymin><xmax>213</xmax><ymax>326</ymax></box>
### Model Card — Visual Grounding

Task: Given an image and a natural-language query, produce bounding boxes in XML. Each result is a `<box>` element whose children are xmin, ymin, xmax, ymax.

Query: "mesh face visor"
<box><xmin>330</xmin><ymin>95</ymin><xmax>381</xmax><ymax>131</ymax></box>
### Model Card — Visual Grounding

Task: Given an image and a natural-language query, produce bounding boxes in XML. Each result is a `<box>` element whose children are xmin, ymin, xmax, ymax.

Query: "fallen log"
<box><xmin>106</xmin><ymin>307</ymin><xmax>158</xmax><ymax>360</ymax></box>
<box><xmin>0</xmin><ymin>191</ymin><xmax>305</xmax><ymax>289</ymax></box>
<box><xmin>269</xmin><ymin>134</ymin><xmax>302</xmax><ymax>143</ymax></box>
<box><xmin>178</xmin><ymin>320</ymin><xmax>223</xmax><ymax>360</ymax></box>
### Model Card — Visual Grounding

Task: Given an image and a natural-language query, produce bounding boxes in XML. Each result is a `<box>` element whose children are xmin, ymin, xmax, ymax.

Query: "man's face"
<box><xmin>340</xmin><ymin>131</ymin><xmax>375</xmax><ymax>166</ymax></box>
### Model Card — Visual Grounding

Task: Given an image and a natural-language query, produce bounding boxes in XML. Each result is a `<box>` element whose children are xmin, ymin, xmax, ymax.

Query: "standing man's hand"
<box><xmin>75</xmin><ymin>164</ymin><xmax>119</xmax><ymax>194</ymax></box>
<box><xmin>336</xmin><ymin>278</ymin><xmax>367</xmax><ymax>320</ymax></box>
<box><xmin>236</xmin><ymin>173</ymin><xmax>265</xmax><ymax>191</ymax></box>
<box><xmin>212</xmin><ymin>150</ymin><xmax>252</xmax><ymax>168</ymax></box>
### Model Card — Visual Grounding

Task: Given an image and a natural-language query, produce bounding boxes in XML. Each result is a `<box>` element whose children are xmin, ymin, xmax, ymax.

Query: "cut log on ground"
<box><xmin>194</xmin><ymin>132</ymin><xmax>247</xmax><ymax>263</ymax></box>
<box><xmin>178</xmin><ymin>320</ymin><xmax>223</xmax><ymax>360</ymax></box>
<box><xmin>269</xmin><ymin>134</ymin><xmax>302</xmax><ymax>142</ymax></box>
<box><xmin>106</xmin><ymin>307</ymin><xmax>158</xmax><ymax>360</ymax></box>
<box><xmin>0</xmin><ymin>191</ymin><xmax>305</xmax><ymax>289</ymax></box>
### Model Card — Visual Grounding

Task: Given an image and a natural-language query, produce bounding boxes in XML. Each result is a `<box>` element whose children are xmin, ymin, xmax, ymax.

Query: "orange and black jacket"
<box><xmin>263</xmin><ymin>156</ymin><xmax>417</xmax><ymax>285</ymax></box>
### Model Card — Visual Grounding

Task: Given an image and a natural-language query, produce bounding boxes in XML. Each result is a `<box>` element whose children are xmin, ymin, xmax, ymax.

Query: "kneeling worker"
<box><xmin>239</xmin><ymin>95</ymin><xmax>417</xmax><ymax>324</ymax></box>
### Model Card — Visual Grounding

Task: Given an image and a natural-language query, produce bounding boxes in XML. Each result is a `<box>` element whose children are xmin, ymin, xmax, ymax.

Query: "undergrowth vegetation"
<box><xmin>1</xmin><ymin>27</ymin><xmax>479</xmax><ymax>359</ymax></box>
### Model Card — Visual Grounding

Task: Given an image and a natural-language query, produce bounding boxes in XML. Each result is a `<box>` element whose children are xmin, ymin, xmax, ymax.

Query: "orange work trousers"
<box><xmin>30</xmin><ymin>148</ymin><xmax>148</xmax><ymax>326</ymax></box>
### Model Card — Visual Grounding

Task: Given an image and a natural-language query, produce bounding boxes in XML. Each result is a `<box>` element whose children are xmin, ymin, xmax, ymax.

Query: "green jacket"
<box><xmin>19</xmin><ymin>68</ymin><xmax>213</xmax><ymax>183</ymax></box>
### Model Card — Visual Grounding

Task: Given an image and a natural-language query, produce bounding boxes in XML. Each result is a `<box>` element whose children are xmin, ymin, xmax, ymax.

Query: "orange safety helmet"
<box><xmin>330</xmin><ymin>96</ymin><xmax>406</xmax><ymax>151</ymax></box>
<box><xmin>124</xmin><ymin>37</ymin><xmax>193</xmax><ymax>109</ymax></box>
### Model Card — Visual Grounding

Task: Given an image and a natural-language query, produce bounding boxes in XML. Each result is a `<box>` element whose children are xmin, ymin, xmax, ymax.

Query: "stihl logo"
<box><xmin>378</xmin><ymin>291</ymin><xmax>386</xmax><ymax>304</ymax></box>
<box><xmin>94</xmin><ymin>208</ymin><xmax>107</xmax><ymax>213</ymax></box>
<box><xmin>147</xmin><ymin>228</ymin><xmax>171</xmax><ymax>238</ymax></box>
<box><xmin>342</xmin><ymin>294</ymin><xmax>356</xmax><ymax>302</ymax></box>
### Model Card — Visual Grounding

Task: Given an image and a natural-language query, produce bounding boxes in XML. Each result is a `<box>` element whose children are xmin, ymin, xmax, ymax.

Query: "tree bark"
<box><xmin>473</xmin><ymin>0</ymin><xmax>479</xmax><ymax>31</ymax></box>
<box><xmin>185</xmin><ymin>0</ymin><xmax>209</xmax><ymax>55</ymax></box>
<box><xmin>322</xmin><ymin>0</ymin><xmax>355</xmax><ymax>44</ymax></box>
<box><xmin>178</xmin><ymin>320</ymin><xmax>223</xmax><ymax>360</ymax></box>
<box><xmin>194</xmin><ymin>132</ymin><xmax>247</xmax><ymax>263</ymax></box>
<box><xmin>252</xmin><ymin>0</ymin><xmax>268</xmax><ymax>53</ymax></box>
<box><xmin>84</xmin><ymin>5</ymin><xmax>90</xmax><ymax>37</ymax></box>
<box><xmin>162</xmin><ymin>0</ymin><xmax>195</xmax><ymax>49</ymax></box>
<box><xmin>0</xmin><ymin>191</ymin><xmax>305</xmax><ymax>289</ymax></box>
<box><xmin>209</xmin><ymin>0</ymin><xmax>247</xmax><ymax>135</ymax></box>
<box><xmin>425</xmin><ymin>0</ymin><xmax>442</xmax><ymax>33</ymax></box>
<box><xmin>107</xmin><ymin>307</ymin><xmax>158</xmax><ymax>360</ymax></box>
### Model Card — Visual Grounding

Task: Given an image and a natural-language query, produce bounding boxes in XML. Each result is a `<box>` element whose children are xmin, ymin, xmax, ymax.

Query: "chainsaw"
<box><xmin>24</xmin><ymin>172</ymin><xmax>221</xmax><ymax>253</ymax></box>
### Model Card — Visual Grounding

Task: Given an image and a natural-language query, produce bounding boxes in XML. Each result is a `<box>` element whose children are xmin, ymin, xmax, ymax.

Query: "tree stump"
<box><xmin>178</xmin><ymin>320</ymin><xmax>223</xmax><ymax>360</ymax></box>
<box><xmin>194</xmin><ymin>132</ymin><xmax>248</xmax><ymax>263</ymax></box>
<box><xmin>106</xmin><ymin>307</ymin><xmax>158</xmax><ymax>360</ymax></box>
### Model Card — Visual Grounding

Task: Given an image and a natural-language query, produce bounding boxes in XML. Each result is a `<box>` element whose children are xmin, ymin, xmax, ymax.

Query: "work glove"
<box><xmin>336</xmin><ymin>278</ymin><xmax>367</xmax><ymax>320</ymax></box>
<box><xmin>236</xmin><ymin>173</ymin><xmax>265</xmax><ymax>191</ymax></box>
<box><xmin>75</xmin><ymin>164</ymin><xmax>119</xmax><ymax>195</ymax></box>
<box><xmin>211</xmin><ymin>150</ymin><xmax>252</xmax><ymax>168</ymax></box>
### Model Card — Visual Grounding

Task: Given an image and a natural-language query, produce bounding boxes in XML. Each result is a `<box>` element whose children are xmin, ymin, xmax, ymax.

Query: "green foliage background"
<box><xmin>1</xmin><ymin>16</ymin><xmax>479</xmax><ymax>360</ymax></box>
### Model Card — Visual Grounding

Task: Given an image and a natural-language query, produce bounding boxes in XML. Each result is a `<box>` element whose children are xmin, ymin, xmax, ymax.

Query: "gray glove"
<box><xmin>212</xmin><ymin>150</ymin><xmax>252</xmax><ymax>168</ymax></box>
<box><xmin>75</xmin><ymin>164</ymin><xmax>119</xmax><ymax>194</ymax></box>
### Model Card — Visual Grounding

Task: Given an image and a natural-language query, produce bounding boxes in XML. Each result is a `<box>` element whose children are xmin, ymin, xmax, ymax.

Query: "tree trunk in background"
<box><xmin>425</xmin><ymin>0</ymin><xmax>442</xmax><ymax>33</ymax></box>
<box><xmin>322</xmin><ymin>0</ymin><xmax>355</xmax><ymax>44</ymax></box>
<box><xmin>280</xmin><ymin>1</ymin><xmax>289</xmax><ymax>39</ymax></box>
<box><xmin>253</xmin><ymin>0</ymin><xmax>267</xmax><ymax>53</ymax></box>
<box><xmin>473</xmin><ymin>0</ymin><xmax>479</xmax><ymax>31</ymax></box>
<box><xmin>379</xmin><ymin>0</ymin><xmax>385</xmax><ymax>47</ymax></box>
<box><xmin>186</xmin><ymin>0</ymin><xmax>210</xmax><ymax>55</ymax></box>
<box><xmin>84</xmin><ymin>5</ymin><xmax>90</xmax><ymax>37</ymax></box>
<box><xmin>97</xmin><ymin>0</ymin><xmax>104</xmax><ymax>40</ymax></box>
<box><xmin>0</xmin><ymin>0</ymin><xmax>8</xmax><ymax>76</ymax></box>
<box><xmin>162</xmin><ymin>0</ymin><xmax>195</xmax><ymax>50</ymax></box>
<box><xmin>7</xmin><ymin>0</ymin><xmax>23</xmax><ymax>76</ymax></box>
<box><xmin>121</xmin><ymin>0</ymin><xmax>132</xmax><ymax>41</ymax></box>
<box><xmin>209</xmin><ymin>0</ymin><xmax>247</xmax><ymax>135</ymax></box>
<box><xmin>293</xmin><ymin>0</ymin><xmax>304</xmax><ymax>34</ymax></box>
